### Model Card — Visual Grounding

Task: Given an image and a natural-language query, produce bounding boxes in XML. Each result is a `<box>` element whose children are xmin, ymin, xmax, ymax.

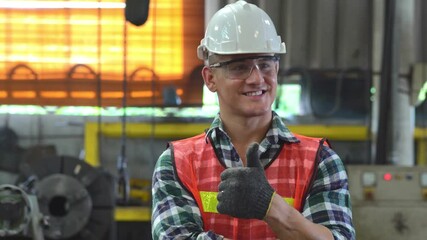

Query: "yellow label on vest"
<box><xmin>284</xmin><ymin>197</ymin><xmax>294</xmax><ymax>206</ymax></box>
<box><xmin>200</xmin><ymin>191</ymin><xmax>219</xmax><ymax>213</ymax></box>
<box><xmin>200</xmin><ymin>191</ymin><xmax>294</xmax><ymax>213</ymax></box>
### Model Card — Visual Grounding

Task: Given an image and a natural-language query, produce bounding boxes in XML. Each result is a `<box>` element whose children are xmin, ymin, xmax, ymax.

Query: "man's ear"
<box><xmin>202</xmin><ymin>66</ymin><xmax>217</xmax><ymax>92</ymax></box>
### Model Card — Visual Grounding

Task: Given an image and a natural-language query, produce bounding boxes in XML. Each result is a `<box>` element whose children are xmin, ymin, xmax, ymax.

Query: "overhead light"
<box><xmin>0</xmin><ymin>1</ymin><xmax>125</xmax><ymax>9</ymax></box>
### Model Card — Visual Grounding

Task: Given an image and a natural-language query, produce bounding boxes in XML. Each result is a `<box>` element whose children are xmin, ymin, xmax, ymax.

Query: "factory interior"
<box><xmin>0</xmin><ymin>0</ymin><xmax>426</xmax><ymax>239</ymax></box>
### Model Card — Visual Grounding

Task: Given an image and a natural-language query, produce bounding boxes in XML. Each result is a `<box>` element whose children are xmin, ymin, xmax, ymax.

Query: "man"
<box><xmin>151</xmin><ymin>1</ymin><xmax>355</xmax><ymax>239</ymax></box>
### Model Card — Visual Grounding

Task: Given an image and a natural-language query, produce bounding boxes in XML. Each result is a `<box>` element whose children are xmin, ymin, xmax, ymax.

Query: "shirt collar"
<box><xmin>205</xmin><ymin>111</ymin><xmax>300</xmax><ymax>144</ymax></box>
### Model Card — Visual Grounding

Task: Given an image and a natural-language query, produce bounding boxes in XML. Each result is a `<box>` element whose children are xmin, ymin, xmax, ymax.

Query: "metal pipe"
<box><xmin>375</xmin><ymin>0</ymin><xmax>398</xmax><ymax>164</ymax></box>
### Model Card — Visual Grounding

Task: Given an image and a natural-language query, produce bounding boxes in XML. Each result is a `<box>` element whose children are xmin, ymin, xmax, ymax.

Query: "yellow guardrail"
<box><xmin>85</xmin><ymin>122</ymin><xmax>427</xmax><ymax>166</ymax></box>
<box><xmin>84</xmin><ymin>122</ymin><xmax>373</xmax><ymax>166</ymax></box>
<box><xmin>115</xmin><ymin>206</ymin><xmax>151</xmax><ymax>222</ymax></box>
<box><xmin>415</xmin><ymin>128</ymin><xmax>427</xmax><ymax>166</ymax></box>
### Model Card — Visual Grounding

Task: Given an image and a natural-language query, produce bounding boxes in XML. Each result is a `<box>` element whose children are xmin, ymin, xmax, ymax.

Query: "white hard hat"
<box><xmin>197</xmin><ymin>0</ymin><xmax>286</xmax><ymax>60</ymax></box>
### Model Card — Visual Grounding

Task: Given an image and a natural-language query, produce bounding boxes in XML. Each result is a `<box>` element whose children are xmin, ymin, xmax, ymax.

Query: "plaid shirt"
<box><xmin>152</xmin><ymin>112</ymin><xmax>355</xmax><ymax>240</ymax></box>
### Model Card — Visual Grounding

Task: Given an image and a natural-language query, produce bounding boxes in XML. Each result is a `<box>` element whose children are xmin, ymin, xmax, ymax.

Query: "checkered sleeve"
<box><xmin>301</xmin><ymin>146</ymin><xmax>356</xmax><ymax>240</ymax></box>
<box><xmin>151</xmin><ymin>149</ymin><xmax>224</xmax><ymax>240</ymax></box>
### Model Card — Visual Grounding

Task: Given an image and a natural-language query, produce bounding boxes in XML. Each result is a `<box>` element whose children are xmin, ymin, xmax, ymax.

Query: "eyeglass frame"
<box><xmin>208</xmin><ymin>55</ymin><xmax>280</xmax><ymax>80</ymax></box>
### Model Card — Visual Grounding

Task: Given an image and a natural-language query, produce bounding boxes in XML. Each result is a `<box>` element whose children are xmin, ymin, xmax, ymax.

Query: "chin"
<box><xmin>243</xmin><ymin>107</ymin><xmax>271</xmax><ymax>117</ymax></box>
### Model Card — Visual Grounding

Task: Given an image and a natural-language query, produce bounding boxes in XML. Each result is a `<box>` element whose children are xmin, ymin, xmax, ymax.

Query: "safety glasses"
<box><xmin>209</xmin><ymin>55</ymin><xmax>279</xmax><ymax>80</ymax></box>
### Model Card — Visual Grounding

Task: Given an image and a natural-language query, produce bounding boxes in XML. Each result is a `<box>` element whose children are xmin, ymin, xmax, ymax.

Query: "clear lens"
<box><xmin>210</xmin><ymin>56</ymin><xmax>279</xmax><ymax>80</ymax></box>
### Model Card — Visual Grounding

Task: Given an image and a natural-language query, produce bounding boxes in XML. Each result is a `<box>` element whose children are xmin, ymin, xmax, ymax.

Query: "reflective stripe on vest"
<box><xmin>200</xmin><ymin>191</ymin><xmax>295</xmax><ymax>213</ymax></box>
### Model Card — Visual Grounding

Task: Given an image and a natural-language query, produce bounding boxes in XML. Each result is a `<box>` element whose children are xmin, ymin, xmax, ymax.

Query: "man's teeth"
<box><xmin>246</xmin><ymin>91</ymin><xmax>263</xmax><ymax>96</ymax></box>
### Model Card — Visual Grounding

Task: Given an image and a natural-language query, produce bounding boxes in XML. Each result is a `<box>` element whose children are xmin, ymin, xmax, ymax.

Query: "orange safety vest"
<box><xmin>172</xmin><ymin>133</ymin><xmax>323</xmax><ymax>240</ymax></box>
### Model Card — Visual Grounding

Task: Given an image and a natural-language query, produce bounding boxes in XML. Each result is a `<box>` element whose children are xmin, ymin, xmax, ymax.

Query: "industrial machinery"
<box><xmin>278</xmin><ymin>67</ymin><xmax>372</xmax><ymax>121</ymax></box>
<box><xmin>0</xmin><ymin>184</ymin><xmax>44</xmax><ymax>240</ymax></box>
<box><xmin>347</xmin><ymin>165</ymin><xmax>427</xmax><ymax>240</ymax></box>
<box><xmin>0</xmin><ymin>126</ymin><xmax>115</xmax><ymax>240</ymax></box>
<box><xmin>17</xmin><ymin>155</ymin><xmax>115</xmax><ymax>240</ymax></box>
<box><xmin>1</xmin><ymin>155</ymin><xmax>115</xmax><ymax>240</ymax></box>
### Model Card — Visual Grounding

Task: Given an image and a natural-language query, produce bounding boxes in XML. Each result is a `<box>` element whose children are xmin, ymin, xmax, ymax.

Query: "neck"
<box><xmin>220</xmin><ymin>112</ymin><xmax>272</xmax><ymax>164</ymax></box>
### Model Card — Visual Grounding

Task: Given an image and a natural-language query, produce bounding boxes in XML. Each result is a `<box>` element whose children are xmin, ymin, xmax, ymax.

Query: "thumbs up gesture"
<box><xmin>217</xmin><ymin>143</ymin><xmax>275</xmax><ymax>219</ymax></box>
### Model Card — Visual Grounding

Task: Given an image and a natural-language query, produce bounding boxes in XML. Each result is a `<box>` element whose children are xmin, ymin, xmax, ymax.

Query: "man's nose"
<box><xmin>245</xmin><ymin>64</ymin><xmax>264</xmax><ymax>83</ymax></box>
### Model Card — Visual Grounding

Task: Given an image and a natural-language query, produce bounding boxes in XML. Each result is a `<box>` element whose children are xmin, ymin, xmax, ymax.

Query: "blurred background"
<box><xmin>0</xmin><ymin>0</ymin><xmax>426</xmax><ymax>239</ymax></box>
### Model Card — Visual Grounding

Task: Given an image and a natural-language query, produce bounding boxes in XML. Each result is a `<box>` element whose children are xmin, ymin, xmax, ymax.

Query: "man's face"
<box><xmin>203</xmin><ymin>54</ymin><xmax>279</xmax><ymax>118</ymax></box>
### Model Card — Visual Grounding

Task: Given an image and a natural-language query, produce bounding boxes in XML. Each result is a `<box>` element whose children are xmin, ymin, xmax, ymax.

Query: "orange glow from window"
<box><xmin>102</xmin><ymin>92</ymin><xmax>123</xmax><ymax>98</ymax></box>
<box><xmin>71</xmin><ymin>91</ymin><xmax>96</xmax><ymax>98</ymax></box>
<box><xmin>176</xmin><ymin>88</ymin><xmax>183</xmax><ymax>95</ymax></box>
<box><xmin>0</xmin><ymin>0</ymin><xmax>205</xmax><ymax>106</ymax></box>
<box><xmin>0</xmin><ymin>0</ymin><xmax>183</xmax><ymax>81</ymax></box>
<box><xmin>130</xmin><ymin>91</ymin><xmax>154</xmax><ymax>98</ymax></box>
<box><xmin>12</xmin><ymin>91</ymin><xmax>36</xmax><ymax>98</ymax></box>
<box><xmin>41</xmin><ymin>91</ymin><xmax>67</xmax><ymax>98</ymax></box>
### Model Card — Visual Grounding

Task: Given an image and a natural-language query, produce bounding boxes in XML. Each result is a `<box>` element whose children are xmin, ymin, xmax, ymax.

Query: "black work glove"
<box><xmin>217</xmin><ymin>142</ymin><xmax>275</xmax><ymax>219</ymax></box>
